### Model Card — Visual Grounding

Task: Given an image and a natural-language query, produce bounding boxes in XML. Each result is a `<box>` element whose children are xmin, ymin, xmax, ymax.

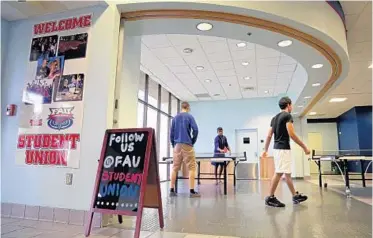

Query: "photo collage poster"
<box><xmin>17</xmin><ymin>14</ymin><xmax>92</xmax><ymax>168</ymax></box>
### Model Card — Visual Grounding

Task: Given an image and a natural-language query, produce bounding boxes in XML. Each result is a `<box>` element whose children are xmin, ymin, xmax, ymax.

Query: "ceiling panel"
<box><xmin>141</xmin><ymin>34</ymin><xmax>299</xmax><ymax>101</ymax></box>
<box><xmin>309</xmin><ymin>3</ymin><xmax>372</xmax><ymax>118</ymax></box>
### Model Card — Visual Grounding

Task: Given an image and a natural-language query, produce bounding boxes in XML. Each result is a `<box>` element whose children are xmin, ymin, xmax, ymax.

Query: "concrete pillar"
<box><xmin>113</xmin><ymin>19</ymin><xmax>141</xmax><ymax>129</ymax></box>
<box><xmin>291</xmin><ymin>117</ymin><xmax>309</xmax><ymax>178</ymax></box>
<box><xmin>103</xmin><ymin>19</ymin><xmax>141</xmax><ymax>226</ymax></box>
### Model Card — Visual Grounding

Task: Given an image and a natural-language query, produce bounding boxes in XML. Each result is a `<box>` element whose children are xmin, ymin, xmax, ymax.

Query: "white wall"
<box><xmin>189</xmin><ymin>97</ymin><xmax>279</xmax><ymax>157</ymax></box>
<box><xmin>307</xmin><ymin>122</ymin><xmax>339</xmax><ymax>172</ymax></box>
<box><xmin>1</xmin><ymin>19</ymin><xmax>10</xmax><ymax>73</ymax></box>
<box><xmin>1</xmin><ymin>5</ymin><xmax>120</xmax><ymax>210</ymax></box>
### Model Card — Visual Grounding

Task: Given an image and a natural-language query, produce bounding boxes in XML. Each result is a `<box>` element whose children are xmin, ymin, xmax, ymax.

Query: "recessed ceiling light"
<box><xmin>312</xmin><ymin>64</ymin><xmax>323</xmax><ymax>69</ymax></box>
<box><xmin>264</xmin><ymin>90</ymin><xmax>269</xmax><ymax>94</ymax></box>
<box><xmin>196</xmin><ymin>66</ymin><xmax>204</xmax><ymax>71</ymax></box>
<box><xmin>242</xmin><ymin>61</ymin><xmax>249</xmax><ymax>66</ymax></box>
<box><xmin>312</xmin><ymin>83</ymin><xmax>321</xmax><ymax>87</ymax></box>
<box><xmin>236</xmin><ymin>42</ymin><xmax>246</xmax><ymax>48</ymax></box>
<box><xmin>329</xmin><ymin>97</ymin><xmax>347</xmax><ymax>103</ymax></box>
<box><xmin>196</xmin><ymin>22</ymin><xmax>213</xmax><ymax>31</ymax></box>
<box><xmin>205</xmin><ymin>79</ymin><xmax>212</xmax><ymax>83</ymax></box>
<box><xmin>277</xmin><ymin>40</ymin><xmax>293</xmax><ymax>47</ymax></box>
<box><xmin>183</xmin><ymin>48</ymin><xmax>193</xmax><ymax>54</ymax></box>
<box><xmin>304</xmin><ymin>96</ymin><xmax>311</xmax><ymax>99</ymax></box>
<box><xmin>309</xmin><ymin>112</ymin><xmax>317</xmax><ymax>115</ymax></box>
<box><xmin>244</xmin><ymin>76</ymin><xmax>251</xmax><ymax>80</ymax></box>
<box><xmin>298</xmin><ymin>105</ymin><xmax>304</xmax><ymax>108</ymax></box>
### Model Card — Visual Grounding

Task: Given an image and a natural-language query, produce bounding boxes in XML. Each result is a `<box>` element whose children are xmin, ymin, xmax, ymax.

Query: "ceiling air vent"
<box><xmin>243</xmin><ymin>86</ymin><xmax>255</xmax><ymax>91</ymax></box>
<box><xmin>194</xmin><ymin>93</ymin><xmax>211</xmax><ymax>99</ymax></box>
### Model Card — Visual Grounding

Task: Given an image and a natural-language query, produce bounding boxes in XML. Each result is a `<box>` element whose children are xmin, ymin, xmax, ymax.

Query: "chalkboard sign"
<box><xmin>94</xmin><ymin>131</ymin><xmax>148</xmax><ymax>212</ymax></box>
<box><xmin>85</xmin><ymin>128</ymin><xmax>164</xmax><ymax>238</ymax></box>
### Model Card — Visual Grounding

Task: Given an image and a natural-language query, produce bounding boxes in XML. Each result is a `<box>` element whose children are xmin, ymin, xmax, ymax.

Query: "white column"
<box><xmin>113</xmin><ymin>19</ymin><xmax>141</xmax><ymax>128</ymax></box>
<box><xmin>291</xmin><ymin>117</ymin><xmax>309</xmax><ymax>178</ymax></box>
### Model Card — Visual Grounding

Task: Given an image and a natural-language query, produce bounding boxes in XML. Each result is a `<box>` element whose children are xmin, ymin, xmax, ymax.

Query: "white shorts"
<box><xmin>273</xmin><ymin>149</ymin><xmax>292</xmax><ymax>174</ymax></box>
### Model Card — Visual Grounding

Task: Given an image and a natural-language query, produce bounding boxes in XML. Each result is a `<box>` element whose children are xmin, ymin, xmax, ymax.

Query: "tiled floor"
<box><xmin>307</xmin><ymin>174</ymin><xmax>372</xmax><ymax>205</ymax></box>
<box><xmin>0</xmin><ymin>218</ymin><xmax>236</xmax><ymax>238</ymax></box>
<box><xmin>2</xmin><ymin>180</ymin><xmax>372</xmax><ymax>238</ymax></box>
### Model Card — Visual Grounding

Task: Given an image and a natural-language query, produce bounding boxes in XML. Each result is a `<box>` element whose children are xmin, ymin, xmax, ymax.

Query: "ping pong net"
<box><xmin>162</xmin><ymin>152</ymin><xmax>247</xmax><ymax>162</ymax></box>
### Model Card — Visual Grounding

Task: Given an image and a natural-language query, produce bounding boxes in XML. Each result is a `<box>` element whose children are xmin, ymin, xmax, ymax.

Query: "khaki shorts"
<box><xmin>172</xmin><ymin>144</ymin><xmax>196</xmax><ymax>172</ymax></box>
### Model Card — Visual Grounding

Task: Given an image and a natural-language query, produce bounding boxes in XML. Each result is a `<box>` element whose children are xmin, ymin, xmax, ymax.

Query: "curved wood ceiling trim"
<box><xmin>121</xmin><ymin>10</ymin><xmax>343</xmax><ymax>117</ymax></box>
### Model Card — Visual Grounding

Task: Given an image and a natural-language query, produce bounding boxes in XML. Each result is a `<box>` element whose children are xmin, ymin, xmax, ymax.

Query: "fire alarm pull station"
<box><xmin>6</xmin><ymin>104</ymin><xmax>16</xmax><ymax>116</ymax></box>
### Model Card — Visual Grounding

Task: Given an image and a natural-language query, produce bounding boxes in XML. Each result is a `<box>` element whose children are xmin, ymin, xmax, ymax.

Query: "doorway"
<box><xmin>308</xmin><ymin>132</ymin><xmax>323</xmax><ymax>174</ymax></box>
<box><xmin>235</xmin><ymin>129</ymin><xmax>259</xmax><ymax>179</ymax></box>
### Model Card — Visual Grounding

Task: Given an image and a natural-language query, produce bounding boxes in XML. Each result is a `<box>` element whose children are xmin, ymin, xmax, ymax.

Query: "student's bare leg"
<box><xmin>269</xmin><ymin>173</ymin><xmax>283</xmax><ymax>196</ymax></box>
<box><xmin>218</xmin><ymin>164</ymin><xmax>224</xmax><ymax>183</ymax></box>
<box><xmin>284</xmin><ymin>173</ymin><xmax>296</xmax><ymax>196</ymax></box>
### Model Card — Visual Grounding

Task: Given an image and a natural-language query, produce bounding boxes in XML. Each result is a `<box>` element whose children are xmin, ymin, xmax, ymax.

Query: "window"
<box><xmin>146</xmin><ymin>107</ymin><xmax>157</xmax><ymax>135</ymax></box>
<box><xmin>161</xmin><ymin>87</ymin><xmax>170</xmax><ymax>113</ymax></box>
<box><xmin>138</xmin><ymin>72</ymin><xmax>146</xmax><ymax>101</ymax></box>
<box><xmin>171</xmin><ymin>96</ymin><xmax>178</xmax><ymax>116</ymax></box>
<box><xmin>159</xmin><ymin>114</ymin><xmax>169</xmax><ymax>181</ymax></box>
<box><xmin>137</xmin><ymin>102</ymin><xmax>144</xmax><ymax>127</ymax></box>
<box><xmin>148</xmin><ymin>78</ymin><xmax>158</xmax><ymax>108</ymax></box>
<box><xmin>136</xmin><ymin>72</ymin><xmax>180</xmax><ymax>181</ymax></box>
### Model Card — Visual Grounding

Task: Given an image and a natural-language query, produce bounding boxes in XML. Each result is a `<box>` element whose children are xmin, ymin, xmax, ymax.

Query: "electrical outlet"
<box><xmin>66</xmin><ymin>173</ymin><xmax>73</xmax><ymax>185</ymax></box>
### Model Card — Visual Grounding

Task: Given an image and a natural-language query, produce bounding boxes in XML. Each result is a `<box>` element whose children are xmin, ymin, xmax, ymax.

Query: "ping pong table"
<box><xmin>161</xmin><ymin>152</ymin><xmax>247</xmax><ymax>195</ymax></box>
<box><xmin>311</xmin><ymin>149</ymin><xmax>372</xmax><ymax>197</ymax></box>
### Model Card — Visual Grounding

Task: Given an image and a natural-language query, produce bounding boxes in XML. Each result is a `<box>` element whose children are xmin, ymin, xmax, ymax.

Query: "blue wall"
<box><xmin>189</xmin><ymin>97</ymin><xmax>279</xmax><ymax>158</ymax></box>
<box><xmin>356</xmin><ymin>106</ymin><xmax>372</xmax><ymax>152</ymax></box>
<box><xmin>337</xmin><ymin>106</ymin><xmax>372</xmax><ymax>172</ymax></box>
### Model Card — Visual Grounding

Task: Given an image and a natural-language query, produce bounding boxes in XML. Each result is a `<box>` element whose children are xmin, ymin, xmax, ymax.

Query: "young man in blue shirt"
<box><xmin>212</xmin><ymin>127</ymin><xmax>230</xmax><ymax>185</ymax></box>
<box><xmin>169</xmin><ymin>101</ymin><xmax>200</xmax><ymax>198</ymax></box>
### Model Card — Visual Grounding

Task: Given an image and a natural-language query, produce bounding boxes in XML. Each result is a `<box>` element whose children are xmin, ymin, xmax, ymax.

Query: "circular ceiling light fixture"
<box><xmin>205</xmin><ymin>79</ymin><xmax>212</xmax><ymax>83</ymax></box>
<box><xmin>264</xmin><ymin>90</ymin><xmax>269</xmax><ymax>94</ymax></box>
<box><xmin>196</xmin><ymin>22</ymin><xmax>213</xmax><ymax>31</ymax></box>
<box><xmin>277</xmin><ymin>40</ymin><xmax>293</xmax><ymax>47</ymax></box>
<box><xmin>312</xmin><ymin>64</ymin><xmax>323</xmax><ymax>69</ymax></box>
<box><xmin>236</xmin><ymin>42</ymin><xmax>246</xmax><ymax>48</ymax></box>
<box><xmin>244</xmin><ymin>76</ymin><xmax>252</xmax><ymax>80</ymax></box>
<box><xmin>242</xmin><ymin>61</ymin><xmax>249</xmax><ymax>66</ymax></box>
<box><xmin>183</xmin><ymin>48</ymin><xmax>193</xmax><ymax>54</ymax></box>
<box><xmin>196</xmin><ymin>66</ymin><xmax>204</xmax><ymax>71</ymax></box>
<box><xmin>312</xmin><ymin>82</ymin><xmax>321</xmax><ymax>87</ymax></box>
<box><xmin>304</xmin><ymin>96</ymin><xmax>311</xmax><ymax>99</ymax></box>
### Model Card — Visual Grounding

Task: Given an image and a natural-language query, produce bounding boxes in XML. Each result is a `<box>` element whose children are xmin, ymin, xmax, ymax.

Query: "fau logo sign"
<box><xmin>47</xmin><ymin>107</ymin><xmax>74</xmax><ymax>131</ymax></box>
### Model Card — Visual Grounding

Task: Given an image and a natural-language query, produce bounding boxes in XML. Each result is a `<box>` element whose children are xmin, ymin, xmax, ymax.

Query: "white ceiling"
<box><xmin>310</xmin><ymin>1</ymin><xmax>372</xmax><ymax>118</ymax></box>
<box><xmin>1</xmin><ymin>1</ymin><xmax>105</xmax><ymax>21</ymax></box>
<box><xmin>141</xmin><ymin>34</ymin><xmax>299</xmax><ymax>101</ymax></box>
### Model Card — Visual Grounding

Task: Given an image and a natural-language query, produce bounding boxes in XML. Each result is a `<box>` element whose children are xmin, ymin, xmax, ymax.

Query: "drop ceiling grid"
<box><xmin>176</xmin><ymin>34</ymin><xmax>228</xmax><ymax>100</ymax></box>
<box><xmin>141</xmin><ymin>34</ymin><xmax>299</xmax><ymax>101</ymax></box>
<box><xmin>141</xmin><ymin>38</ymin><xmax>200</xmax><ymax>101</ymax></box>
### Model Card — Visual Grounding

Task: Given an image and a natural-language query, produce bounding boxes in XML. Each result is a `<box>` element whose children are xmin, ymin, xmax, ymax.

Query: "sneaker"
<box><xmin>293</xmin><ymin>192</ymin><xmax>308</xmax><ymax>204</ymax></box>
<box><xmin>189</xmin><ymin>192</ymin><xmax>201</xmax><ymax>198</ymax></box>
<box><xmin>265</xmin><ymin>195</ymin><xmax>285</xmax><ymax>207</ymax></box>
<box><xmin>169</xmin><ymin>191</ymin><xmax>177</xmax><ymax>197</ymax></box>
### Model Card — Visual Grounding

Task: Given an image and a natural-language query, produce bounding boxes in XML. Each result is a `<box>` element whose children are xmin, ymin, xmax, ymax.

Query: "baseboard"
<box><xmin>1</xmin><ymin>203</ymin><xmax>101</xmax><ymax>228</ymax></box>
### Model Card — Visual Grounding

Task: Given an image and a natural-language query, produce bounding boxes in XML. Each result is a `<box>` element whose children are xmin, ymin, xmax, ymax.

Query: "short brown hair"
<box><xmin>181</xmin><ymin>101</ymin><xmax>190</xmax><ymax>110</ymax></box>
